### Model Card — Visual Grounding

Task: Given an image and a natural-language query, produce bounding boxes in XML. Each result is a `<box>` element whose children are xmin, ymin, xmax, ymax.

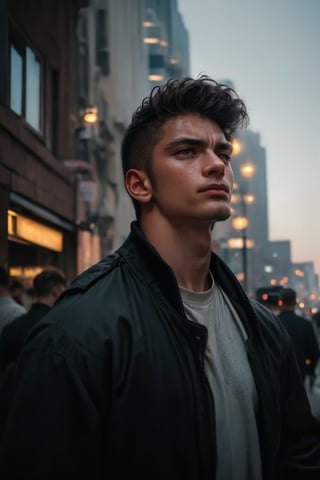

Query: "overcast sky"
<box><xmin>178</xmin><ymin>0</ymin><xmax>320</xmax><ymax>277</ymax></box>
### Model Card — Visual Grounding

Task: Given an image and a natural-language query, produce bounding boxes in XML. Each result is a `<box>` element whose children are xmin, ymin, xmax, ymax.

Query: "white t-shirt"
<box><xmin>179</xmin><ymin>275</ymin><xmax>262</xmax><ymax>480</ymax></box>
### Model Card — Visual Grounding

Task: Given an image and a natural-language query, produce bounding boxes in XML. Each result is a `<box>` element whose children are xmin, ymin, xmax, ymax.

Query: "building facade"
<box><xmin>0</xmin><ymin>0</ymin><xmax>88</xmax><ymax>285</ymax></box>
<box><xmin>76</xmin><ymin>0</ymin><xmax>150</xmax><ymax>262</ymax></box>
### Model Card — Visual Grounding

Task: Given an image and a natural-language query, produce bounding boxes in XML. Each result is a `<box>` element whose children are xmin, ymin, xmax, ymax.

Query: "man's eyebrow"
<box><xmin>216</xmin><ymin>142</ymin><xmax>233</xmax><ymax>154</ymax></box>
<box><xmin>164</xmin><ymin>137</ymin><xmax>233</xmax><ymax>153</ymax></box>
<box><xmin>164</xmin><ymin>137</ymin><xmax>206</xmax><ymax>151</ymax></box>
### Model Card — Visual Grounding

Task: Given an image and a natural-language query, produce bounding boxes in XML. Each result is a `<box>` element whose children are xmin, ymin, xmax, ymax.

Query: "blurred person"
<box><xmin>278</xmin><ymin>288</ymin><xmax>320</xmax><ymax>381</ymax></box>
<box><xmin>312</xmin><ymin>311</ymin><xmax>320</xmax><ymax>349</ymax></box>
<box><xmin>0</xmin><ymin>76</ymin><xmax>320</xmax><ymax>479</ymax></box>
<box><xmin>0</xmin><ymin>268</ymin><xmax>67</xmax><ymax>374</ymax></box>
<box><xmin>263</xmin><ymin>294</ymin><xmax>280</xmax><ymax>315</ymax></box>
<box><xmin>0</xmin><ymin>266</ymin><xmax>26</xmax><ymax>335</ymax></box>
<box><xmin>307</xmin><ymin>312</ymin><xmax>320</xmax><ymax>421</ymax></box>
<box><xmin>9</xmin><ymin>280</ymin><xmax>25</xmax><ymax>307</ymax></box>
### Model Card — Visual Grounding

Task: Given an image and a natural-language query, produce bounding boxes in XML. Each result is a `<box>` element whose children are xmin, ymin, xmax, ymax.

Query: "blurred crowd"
<box><xmin>263</xmin><ymin>287</ymin><xmax>320</xmax><ymax>420</ymax></box>
<box><xmin>0</xmin><ymin>265</ymin><xmax>67</xmax><ymax>375</ymax></box>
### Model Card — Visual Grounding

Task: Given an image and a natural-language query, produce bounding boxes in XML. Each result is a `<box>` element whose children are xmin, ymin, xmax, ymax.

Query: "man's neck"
<box><xmin>140</xmin><ymin>216</ymin><xmax>213</xmax><ymax>292</ymax></box>
<box><xmin>35</xmin><ymin>296</ymin><xmax>54</xmax><ymax>308</ymax></box>
<box><xmin>280</xmin><ymin>306</ymin><xmax>295</xmax><ymax>313</ymax></box>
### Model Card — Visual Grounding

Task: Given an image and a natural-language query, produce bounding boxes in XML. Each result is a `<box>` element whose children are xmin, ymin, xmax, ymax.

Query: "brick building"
<box><xmin>0</xmin><ymin>0</ymin><xmax>87</xmax><ymax>284</ymax></box>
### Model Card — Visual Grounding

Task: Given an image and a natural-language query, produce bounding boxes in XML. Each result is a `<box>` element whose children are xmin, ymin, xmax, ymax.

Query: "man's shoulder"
<box><xmin>279</xmin><ymin>311</ymin><xmax>313</xmax><ymax>329</ymax></box>
<box><xmin>0</xmin><ymin>296</ymin><xmax>25</xmax><ymax>310</ymax></box>
<box><xmin>49</xmin><ymin>252</ymin><xmax>123</xmax><ymax>311</ymax></box>
<box><xmin>67</xmin><ymin>252</ymin><xmax>121</xmax><ymax>293</ymax></box>
<box><xmin>0</xmin><ymin>297</ymin><xmax>26</xmax><ymax>325</ymax></box>
<box><xmin>25</xmin><ymin>253</ymin><xmax>131</xmax><ymax>349</ymax></box>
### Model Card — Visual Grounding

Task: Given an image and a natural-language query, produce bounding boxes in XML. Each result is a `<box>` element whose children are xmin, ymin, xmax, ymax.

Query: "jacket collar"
<box><xmin>121</xmin><ymin>221</ymin><xmax>261</xmax><ymax>338</ymax></box>
<box><xmin>120</xmin><ymin>221</ymin><xmax>186</xmax><ymax>315</ymax></box>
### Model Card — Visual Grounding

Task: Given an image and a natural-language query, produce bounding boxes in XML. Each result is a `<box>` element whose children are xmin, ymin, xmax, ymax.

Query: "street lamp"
<box><xmin>232</xmin><ymin>215</ymin><xmax>249</xmax><ymax>291</ymax></box>
<box><xmin>231</xmin><ymin>160</ymin><xmax>256</xmax><ymax>292</ymax></box>
<box><xmin>232</xmin><ymin>139</ymin><xmax>242</xmax><ymax>155</ymax></box>
<box><xmin>83</xmin><ymin>106</ymin><xmax>99</xmax><ymax>124</ymax></box>
<box><xmin>240</xmin><ymin>162</ymin><xmax>256</xmax><ymax>179</ymax></box>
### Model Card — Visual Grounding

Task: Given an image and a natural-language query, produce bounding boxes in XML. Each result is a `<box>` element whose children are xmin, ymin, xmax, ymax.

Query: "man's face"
<box><xmin>147</xmin><ymin>114</ymin><xmax>234</xmax><ymax>225</ymax></box>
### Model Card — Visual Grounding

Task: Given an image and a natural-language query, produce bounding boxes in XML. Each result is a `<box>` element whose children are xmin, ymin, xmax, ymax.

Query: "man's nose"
<box><xmin>202</xmin><ymin>150</ymin><xmax>225</xmax><ymax>177</ymax></box>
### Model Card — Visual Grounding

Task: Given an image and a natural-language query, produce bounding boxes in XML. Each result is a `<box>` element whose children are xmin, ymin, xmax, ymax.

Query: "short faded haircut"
<box><xmin>33</xmin><ymin>268</ymin><xmax>67</xmax><ymax>297</ymax></box>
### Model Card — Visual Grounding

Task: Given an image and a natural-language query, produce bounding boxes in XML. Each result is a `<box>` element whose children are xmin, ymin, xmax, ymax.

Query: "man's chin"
<box><xmin>215</xmin><ymin>212</ymin><xmax>231</xmax><ymax>222</ymax></box>
<box><xmin>211</xmin><ymin>208</ymin><xmax>231</xmax><ymax>223</ymax></box>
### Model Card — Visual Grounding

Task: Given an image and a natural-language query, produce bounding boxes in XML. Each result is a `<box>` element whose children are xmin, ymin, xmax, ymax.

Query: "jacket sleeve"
<box><xmin>279</xmin><ymin>335</ymin><xmax>320</xmax><ymax>479</ymax></box>
<box><xmin>0</xmin><ymin>327</ymin><xmax>109</xmax><ymax>479</ymax></box>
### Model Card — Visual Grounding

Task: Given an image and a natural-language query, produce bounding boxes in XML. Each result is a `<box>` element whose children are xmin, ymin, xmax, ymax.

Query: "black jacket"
<box><xmin>278</xmin><ymin>310</ymin><xmax>320</xmax><ymax>379</ymax></box>
<box><xmin>0</xmin><ymin>222</ymin><xmax>320</xmax><ymax>479</ymax></box>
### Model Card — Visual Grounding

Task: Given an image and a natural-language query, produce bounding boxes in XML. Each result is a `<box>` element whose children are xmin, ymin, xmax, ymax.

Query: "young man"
<box><xmin>0</xmin><ymin>76</ymin><xmax>319</xmax><ymax>479</ymax></box>
<box><xmin>278</xmin><ymin>288</ymin><xmax>319</xmax><ymax>381</ymax></box>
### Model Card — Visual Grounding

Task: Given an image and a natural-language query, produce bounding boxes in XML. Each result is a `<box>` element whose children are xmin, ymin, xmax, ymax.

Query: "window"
<box><xmin>50</xmin><ymin>69</ymin><xmax>59</xmax><ymax>155</ymax></box>
<box><xmin>10</xmin><ymin>46</ymin><xmax>23</xmax><ymax>115</ymax></box>
<box><xmin>78</xmin><ymin>12</ymin><xmax>89</xmax><ymax>97</ymax></box>
<box><xmin>25</xmin><ymin>47</ymin><xmax>41</xmax><ymax>130</ymax></box>
<box><xmin>149</xmin><ymin>54</ymin><xmax>164</xmax><ymax>68</ymax></box>
<box><xmin>96</xmin><ymin>8</ymin><xmax>110</xmax><ymax>76</ymax></box>
<box><xmin>9</xmin><ymin>27</ymin><xmax>42</xmax><ymax>132</ymax></box>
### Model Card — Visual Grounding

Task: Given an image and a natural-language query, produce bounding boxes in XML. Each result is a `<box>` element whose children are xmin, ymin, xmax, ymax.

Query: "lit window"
<box><xmin>148</xmin><ymin>74</ymin><xmax>164</xmax><ymax>81</ymax></box>
<box><xmin>144</xmin><ymin>37</ymin><xmax>160</xmax><ymax>44</ymax></box>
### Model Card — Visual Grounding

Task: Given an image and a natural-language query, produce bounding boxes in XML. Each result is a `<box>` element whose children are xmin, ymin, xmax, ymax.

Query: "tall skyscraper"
<box><xmin>144</xmin><ymin>0</ymin><xmax>190</xmax><ymax>86</ymax></box>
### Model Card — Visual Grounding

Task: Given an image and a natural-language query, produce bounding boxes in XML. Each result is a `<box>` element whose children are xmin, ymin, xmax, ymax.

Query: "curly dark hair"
<box><xmin>121</xmin><ymin>75</ymin><xmax>249</xmax><ymax>218</ymax></box>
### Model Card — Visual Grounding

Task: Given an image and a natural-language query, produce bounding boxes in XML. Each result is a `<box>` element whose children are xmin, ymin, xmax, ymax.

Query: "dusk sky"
<box><xmin>178</xmin><ymin>0</ymin><xmax>320</xmax><ymax>277</ymax></box>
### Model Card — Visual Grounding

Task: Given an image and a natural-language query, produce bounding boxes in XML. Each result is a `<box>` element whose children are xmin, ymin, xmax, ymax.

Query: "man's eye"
<box><xmin>176</xmin><ymin>148</ymin><xmax>196</xmax><ymax>157</ymax></box>
<box><xmin>218</xmin><ymin>153</ymin><xmax>231</xmax><ymax>163</ymax></box>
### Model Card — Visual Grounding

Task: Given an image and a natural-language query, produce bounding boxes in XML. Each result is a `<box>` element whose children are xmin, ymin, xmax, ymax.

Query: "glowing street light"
<box><xmin>232</xmin><ymin>215</ymin><xmax>248</xmax><ymax>231</ymax></box>
<box><xmin>243</xmin><ymin>194</ymin><xmax>255</xmax><ymax>205</ymax></box>
<box><xmin>240</xmin><ymin>162</ymin><xmax>256</xmax><ymax>179</ymax></box>
<box><xmin>83</xmin><ymin>106</ymin><xmax>99</xmax><ymax>124</ymax></box>
<box><xmin>232</xmin><ymin>139</ymin><xmax>242</xmax><ymax>155</ymax></box>
<box><xmin>231</xmin><ymin>160</ymin><xmax>256</xmax><ymax>292</ymax></box>
<box><xmin>232</xmin><ymin>215</ymin><xmax>249</xmax><ymax>291</ymax></box>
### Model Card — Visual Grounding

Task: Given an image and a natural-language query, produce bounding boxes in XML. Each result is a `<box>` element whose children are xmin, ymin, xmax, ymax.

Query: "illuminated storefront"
<box><xmin>6</xmin><ymin>193</ymin><xmax>76</xmax><ymax>286</ymax></box>
<box><xmin>8</xmin><ymin>210</ymin><xmax>63</xmax><ymax>252</ymax></box>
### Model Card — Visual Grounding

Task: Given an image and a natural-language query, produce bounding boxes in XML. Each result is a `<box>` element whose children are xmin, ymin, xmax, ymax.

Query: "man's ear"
<box><xmin>125</xmin><ymin>169</ymin><xmax>153</xmax><ymax>204</ymax></box>
<box><xmin>50</xmin><ymin>286</ymin><xmax>59</xmax><ymax>302</ymax></box>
